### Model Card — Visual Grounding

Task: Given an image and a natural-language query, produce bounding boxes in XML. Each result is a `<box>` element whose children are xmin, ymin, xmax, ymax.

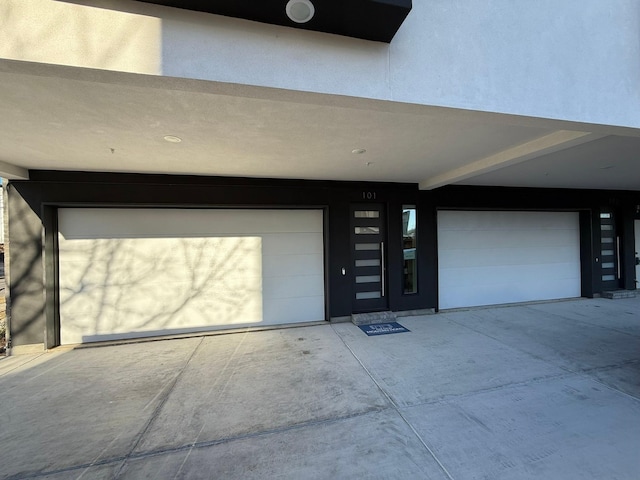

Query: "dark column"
<box><xmin>6</xmin><ymin>183</ymin><xmax>46</xmax><ymax>347</ymax></box>
<box><xmin>620</xmin><ymin>205</ymin><xmax>637</xmax><ymax>290</ymax></box>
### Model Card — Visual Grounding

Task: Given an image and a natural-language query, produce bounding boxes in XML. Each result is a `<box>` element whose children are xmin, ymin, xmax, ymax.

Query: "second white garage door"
<box><xmin>438</xmin><ymin>211</ymin><xmax>581</xmax><ymax>310</ymax></box>
<box><xmin>58</xmin><ymin>208</ymin><xmax>325</xmax><ymax>344</ymax></box>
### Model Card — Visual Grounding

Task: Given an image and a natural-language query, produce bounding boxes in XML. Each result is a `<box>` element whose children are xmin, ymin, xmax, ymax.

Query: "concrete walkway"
<box><xmin>1</xmin><ymin>297</ymin><xmax>639</xmax><ymax>479</ymax></box>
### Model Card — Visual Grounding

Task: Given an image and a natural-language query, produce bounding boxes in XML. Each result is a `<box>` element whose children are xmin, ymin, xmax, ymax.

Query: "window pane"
<box><xmin>355</xmin><ymin>226</ymin><xmax>379</xmax><ymax>234</ymax></box>
<box><xmin>354</xmin><ymin>211</ymin><xmax>380</xmax><ymax>218</ymax></box>
<box><xmin>356</xmin><ymin>291</ymin><xmax>381</xmax><ymax>300</ymax></box>
<box><xmin>355</xmin><ymin>259</ymin><xmax>381</xmax><ymax>267</ymax></box>
<box><xmin>356</xmin><ymin>275</ymin><xmax>381</xmax><ymax>283</ymax></box>
<box><xmin>402</xmin><ymin>205</ymin><xmax>417</xmax><ymax>294</ymax></box>
<box><xmin>355</xmin><ymin>243</ymin><xmax>379</xmax><ymax>251</ymax></box>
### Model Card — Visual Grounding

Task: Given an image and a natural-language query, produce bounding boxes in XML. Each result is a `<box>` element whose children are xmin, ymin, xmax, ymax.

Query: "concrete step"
<box><xmin>351</xmin><ymin>311</ymin><xmax>397</xmax><ymax>326</ymax></box>
<box><xmin>602</xmin><ymin>290</ymin><xmax>637</xmax><ymax>299</ymax></box>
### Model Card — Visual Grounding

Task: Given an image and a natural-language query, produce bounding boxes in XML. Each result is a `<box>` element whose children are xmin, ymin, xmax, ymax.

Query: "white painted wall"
<box><xmin>0</xmin><ymin>0</ymin><xmax>162</xmax><ymax>74</ymax></box>
<box><xmin>2</xmin><ymin>0</ymin><xmax>640</xmax><ymax>128</ymax></box>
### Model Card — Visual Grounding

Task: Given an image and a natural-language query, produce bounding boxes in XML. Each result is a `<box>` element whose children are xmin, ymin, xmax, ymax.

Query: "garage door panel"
<box><xmin>264</xmin><ymin>296</ymin><xmax>325</xmax><ymax>324</ymax></box>
<box><xmin>440</xmin><ymin>279</ymin><xmax>580</xmax><ymax>310</ymax></box>
<box><xmin>59</xmin><ymin>208</ymin><xmax>325</xmax><ymax>344</ymax></box>
<box><xmin>59</xmin><ymin>280</ymin><xmax>262</xmax><ymax>344</ymax></box>
<box><xmin>439</xmin><ymin>246</ymin><xmax>581</xmax><ymax>269</ymax></box>
<box><xmin>440</xmin><ymin>263</ymin><xmax>581</xmax><ymax>288</ymax></box>
<box><xmin>440</xmin><ymin>229</ymin><xmax>579</xmax><ymax>250</ymax></box>
<box><xmin>262</xmin><ymin>233</ymin><xmax>323</xmax><ymax>256</ymax></box>
<box><xmin>438</xmin><ymin>211</ymin><xmax>581</xmax><ymax>309</ymax></box>
<box><xmin>60</xmin><ymin>237</ymin><xmax>263</xmax><ymax>293</ymax></box>
<box><xmin>59</xmin><ymin>209</ymin><xmax>323</xmax><ymax>238</ymax></box>
<box><xmin>263</xmin><ymin>274</ymin><xmax>325</xmax><ymax>299</ymax></box>
<box><xmin>438</xmin><ymin>211</ymin><xmax>575</xmax><ymax>230</ymax></box>
<box><xmin>262</xmin><ymin>254</ymin><xmax>323</xmax><ymax>276</ymax></box>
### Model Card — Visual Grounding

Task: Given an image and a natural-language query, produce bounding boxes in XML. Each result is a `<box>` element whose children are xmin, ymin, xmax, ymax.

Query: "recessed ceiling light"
<box><xmin>163</xmin><ymin>135</ymin><xmax>182</xmax><ymax>143</ymax></box>
<box><xmin>286</xmin><ymin>0</ymin><xmax>315</xmax><ymax>24</ymax></box>
<box><xmin>352</xmin><ymin>148</ymin><xmax>366</xmax><ymax>154</ymax></box>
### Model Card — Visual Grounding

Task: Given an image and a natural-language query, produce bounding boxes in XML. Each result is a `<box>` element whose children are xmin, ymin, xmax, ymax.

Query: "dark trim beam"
<box><xmin>138</xmin><ymin>0</ymin><xmax>412</xmax><ymax>43</ymax></box>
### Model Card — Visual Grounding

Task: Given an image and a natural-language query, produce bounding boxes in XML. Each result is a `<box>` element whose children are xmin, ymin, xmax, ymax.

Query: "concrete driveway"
<box><xmin>1</xmin><ymin>297</ymin><xmax>639</xmax><ymax>479</ymax></box>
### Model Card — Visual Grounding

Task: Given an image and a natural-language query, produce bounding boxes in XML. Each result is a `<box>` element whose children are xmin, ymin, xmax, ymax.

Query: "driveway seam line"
<box><xmin>447</xmin><ymin>315</ymin><xmax>640</xmax><ymax>403</ymax></box>
<box><xmin>525</xmin><ymin>302</ymin><xmax>640</xmax><ymax>339</ymax></box>
<box><xmin>446</xmin><ymin>314</ymin><xmax>578</xmax><ymax>374</ymax></box>
<box><xmin>0</xmin><ymin>353</ymin><xmax>45</xmax><ymax>377</ymax></box>
<box><xmin>330</xmin><ymin>324</ymin><xmax>456</xmax><ymax>480</ymax></box>
<box><xmin>399</xmin><ymin>370</ymin><xmax>577</xmax><ymax>409</ymax></box>
<box><xmin>10</xmin><ymin>408</ymin><xmax>392</xmax><ymax>480</ymax></box>
<box><xmin>0</xmin><ymin>353</ymin><xmax>50</xmax><ymax>378</ymax></box>
<box><xmin>113</xmin><ymin>336</ymin><xmax>205</xmax><ymax>478</ymax></box>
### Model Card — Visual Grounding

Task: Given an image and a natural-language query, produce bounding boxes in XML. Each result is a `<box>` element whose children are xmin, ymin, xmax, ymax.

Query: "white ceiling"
<box><xmin>1</xmin><ymin>59</ymin><xmax>639</xmax><ymax>191</ymax></box>
<box><xmin>459</xmin><ymin>135</ymin><xmax>640</xmax><ymax>190</ymax></box>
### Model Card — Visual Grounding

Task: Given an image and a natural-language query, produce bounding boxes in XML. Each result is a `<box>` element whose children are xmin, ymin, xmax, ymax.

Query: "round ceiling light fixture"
<box><xmin>163</xmin><ymin>135</ymin><xmax>182</xmax><ymax>143</ymax></box>
<box><xmin>286</xmin><ymin>0</ymin><xmax>315</xmax><ymax>24</ymax></box>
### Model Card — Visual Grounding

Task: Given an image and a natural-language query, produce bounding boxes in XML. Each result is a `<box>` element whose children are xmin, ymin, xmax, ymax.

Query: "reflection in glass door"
<box><xmin>351</xmin><ymin>204</ymin><xmax>387</xmax><ymax>312</ymax></box>
<box><xmin>402</xmin><ymin>205</ymin><xmax>417</xmax><ymax>294</ymax></box>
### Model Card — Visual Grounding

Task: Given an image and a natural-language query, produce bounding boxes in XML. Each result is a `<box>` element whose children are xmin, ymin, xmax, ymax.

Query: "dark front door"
<box><xmin>351</xmin><ymin>204</ymin><xmax>388</xmax><ymax>312</ymax></box>
<box><xmin>600</xmin><ymin>210</ymin><xmax>622</xmax><ymax>291</ymax></box>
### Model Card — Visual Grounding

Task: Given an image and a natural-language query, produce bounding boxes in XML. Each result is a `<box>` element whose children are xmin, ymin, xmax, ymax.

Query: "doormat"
<box><xmin>358</xmin><ymin>322</ymin><xmax>410</xmax><ymax>336</ymax></box>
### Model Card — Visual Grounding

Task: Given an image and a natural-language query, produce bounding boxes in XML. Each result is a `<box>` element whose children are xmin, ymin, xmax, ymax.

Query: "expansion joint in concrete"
<box><xmin>330</xmin><ymin>324</ymin><xmax>456</xmax><ymax>480</ymax></box>
<box><xmin>448</xmin><ymin>316</ymin><xmax>640</xmax><ymax>404</ymax></box>
<box><xmin>11</xmin><ymin>408</ymin><xmax>393</xmax><ymax>479</ymax></box>
<box><xmin>408</xmin><ymin>371</ymin><xmax>577</xmax><ymax>409</ymax></box>
<box><xmin>446</xmin><ymin>315</ymin><xmax>577</xmax><ymax>376</ymax></box>
<box><xmin>112</xmin><ymin>336</ymin><xmax>205</xmax><ymax>478</ymax></box>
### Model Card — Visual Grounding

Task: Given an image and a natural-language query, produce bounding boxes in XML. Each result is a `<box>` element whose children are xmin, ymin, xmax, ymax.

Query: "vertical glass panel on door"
<box><xmin>402</xmin><ymin>205</ymin><xmax>417</xmax><ymax>294</ymax></box>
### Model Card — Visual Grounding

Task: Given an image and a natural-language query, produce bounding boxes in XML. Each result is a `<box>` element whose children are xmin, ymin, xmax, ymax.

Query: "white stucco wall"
<box><xmin>390</xmin><ymin>0</ymin><xmax>640</xmax><ymax>127</ymax></box>
<box><xmin>2</xmin><ymin>0</ymin><xmax>639</xmax><ymax>128</ymax></box>
<box><xmin>0</xmin><ymin>0</ymin><xmax>162</xmax><ymax>74</ymax></box>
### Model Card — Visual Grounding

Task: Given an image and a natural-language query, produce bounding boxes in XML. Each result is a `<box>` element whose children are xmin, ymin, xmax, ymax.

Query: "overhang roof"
<box><xmin>1</xmin><ymin>60</ymin><xmax>639</xmax><ymax>191</ymax></box>
<box><xmin>137</xmin><ymin>0</ymin><xmax>412</xmax><ymax>43</ymax></box>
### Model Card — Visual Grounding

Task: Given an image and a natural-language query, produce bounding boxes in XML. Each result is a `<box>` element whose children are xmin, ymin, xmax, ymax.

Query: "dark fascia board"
<box><xmin>25</xmin><ymin>170</ymin><xmax>418</xmax><ymax>191</ymax></box>
<box><xmin>138</xmin><ymin>0</ymin><xmax>412</xmax><ymax>43</ymax></box>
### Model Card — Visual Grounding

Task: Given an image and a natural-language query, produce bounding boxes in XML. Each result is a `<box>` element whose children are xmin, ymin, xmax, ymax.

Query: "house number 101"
<box><xmin>362</xmin><ymin>191</ymin><xmax>377</xmax><ymax>200</ymax></box>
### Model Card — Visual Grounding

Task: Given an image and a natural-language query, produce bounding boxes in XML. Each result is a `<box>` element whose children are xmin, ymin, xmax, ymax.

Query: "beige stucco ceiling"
<box><xmin>1</xmin><ymin>59</ymin><xmax>639</xmax><ymax>190</ymax></box>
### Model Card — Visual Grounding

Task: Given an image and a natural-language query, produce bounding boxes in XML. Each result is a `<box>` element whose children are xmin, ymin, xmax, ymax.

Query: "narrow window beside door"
<box><xmin>403</xmin><ymin>205</ymin><xmax>417</xmax><ymax>294</ymax></box>
<box><xmin>599</xmin><ymin>210</ymin><xmax>619</xmax><ymax>286</ymax></box>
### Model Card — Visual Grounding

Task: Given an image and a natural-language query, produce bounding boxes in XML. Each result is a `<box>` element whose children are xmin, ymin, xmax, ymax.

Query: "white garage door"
<box><xmin>438</xmin><ymin>211</ymin><xmax>581</xmax><ymax>310</ymax></box>
<box><xmin>58</xmin><ymin>208</ymin><xmax>325</xmax><ymax>344</ymax></box>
